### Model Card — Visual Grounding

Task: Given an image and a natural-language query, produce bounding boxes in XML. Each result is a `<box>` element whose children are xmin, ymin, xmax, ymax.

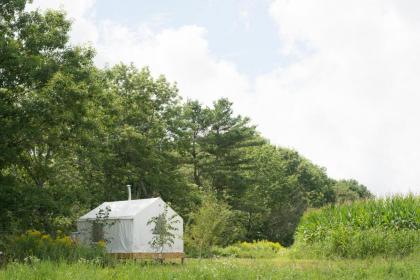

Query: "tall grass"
<box><xmin>294</xmin><ymin>195</ymin><xmax>420</xmax><ymax>258</ymax></box>
<box><xmin>1</xmin><ymin>253</ymin><xmax>420</xmax><ymax>280</ymax></box>
<box><xmin>1</xmin><ymin>230</ymin><xmax>110</xmax><ymax>264</ymax></box>
<box><xmin>212</xmin><ymin>240</ymin><xmax>285</xmax><ymax>258</ymax></box>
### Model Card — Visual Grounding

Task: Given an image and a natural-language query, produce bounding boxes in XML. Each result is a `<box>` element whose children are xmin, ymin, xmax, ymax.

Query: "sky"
<box><xmin>29</xmin><ymin>0</ymin><xmax>420</xmax><ymax>196</ymax></box>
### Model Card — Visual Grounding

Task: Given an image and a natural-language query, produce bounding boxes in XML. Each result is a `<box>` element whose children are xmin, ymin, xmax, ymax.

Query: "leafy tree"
<box><xmin>178</xmin><ymin>100</ymin><xmax>212</xmax><ymax>188</ymax></box>
<box><xmin>91</xmin><ymin>206</ymin><xmax>116</xmax><ymax>245</ymax></box>
<box><xmin>243</xmin><ymin>144</ymin><xmax>335</xmax><ymax>245</ymax></box>
<box><xmin>333</xmin><ymin>179</ymin><xmax>373</xmax><ymax>203</ymax></box>
<box><xmin>185</xmin><ymin>194</ymin><xmax>243</xmax><ymax>257</ymax></box>
<box><xmin>89</xmin><ymin>65</ymin><xmax>197</xmax><ymax>215</ymax></box>
<box><xmin>0</xmin><ymin>0</ymin><xmax>100</xmax><ymax>233</ymax></box>
<box><xmin>147</xmin><ymin>205</ymin><xmax>180</xmax><ymax>262</ymax></box>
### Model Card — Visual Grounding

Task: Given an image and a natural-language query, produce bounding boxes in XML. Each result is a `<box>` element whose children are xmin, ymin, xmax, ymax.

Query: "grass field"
<box><xmin>1</xmin><ymin>251</ymin><xmax>419</xmax><ymax>280</ymax></box>
<box><xmin>2</xmin><ymin>196</ymin><xmax>418</xmax><ymax>279</ymax></box>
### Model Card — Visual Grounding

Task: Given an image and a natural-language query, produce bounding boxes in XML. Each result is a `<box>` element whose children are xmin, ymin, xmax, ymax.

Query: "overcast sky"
<box><xmin>30</xmin><ymin>0</ymin><xmax>420</xmax><ymax>196</ymax></box>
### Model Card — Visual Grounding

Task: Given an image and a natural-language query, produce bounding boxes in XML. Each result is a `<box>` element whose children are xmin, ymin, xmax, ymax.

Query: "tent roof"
<box><xmin>78</xmin><ymin>197</ymin><xmax>160</xmax><ymax>221</ymax></box>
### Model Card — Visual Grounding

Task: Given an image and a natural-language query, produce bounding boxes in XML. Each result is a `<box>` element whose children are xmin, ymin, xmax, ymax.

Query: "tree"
<box><xmin>91</xmin><ymin>206</ymin><xmax>115</xmax><ymax>245</ymax></box>
<box><xmin>179</xmin><ymin>99</ymin><xmax>263</xmax><ymax>205</ymax></box>
<box><xmin>178</xmin><ymin>100</ymin><xmax>212</xmax><ymax>188</ymax></box>
<box><xmin>185</xmin><ymin>194</ymin><xmax>243</xmax><ymax>257</ymax></box>
<box><xmin>243</xmin><ymin>144</ymin><xmax>335</xmax><ymax>245</ymax></box>
<box><xmin>333</xmin><ymin>179</ymin><xmax>373</xmax><ymax>203</ymax></box>
<box><xmin>0</xmin><ymin>0</ymin><xmax>100</xmax><ymax>233</ymax></box>
<box><xmin>97</xmin><ymin>65</ymin><xmax>192</xmax><ymax>204</ymax></box>
<box><xmin>147</xmin><ymin>205</ymin><xmax>180</xmax><ymax>262</ymax></box>
<box><xmin>202</xmin><ymin>99</ymin><xmax>263</xmax><ymax>200</ymax></box>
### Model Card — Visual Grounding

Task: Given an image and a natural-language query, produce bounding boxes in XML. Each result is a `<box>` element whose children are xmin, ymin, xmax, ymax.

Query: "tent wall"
<box><xmin>132</xmin><ymin>199</ymin><xmax>184</xmax><ymax>253</ymax></box>
<box><xmin>77</xmin><ymin>219</ymin><xmax>134</xmax><ymax>253</ymax></box>
<box><xmin>76</xmin><ymin>220</ymin><xmax>92</xmax><ymax>245</ymax></box>
<box><xmin>105</xmin><ymin>219</ymin><xmax>133</xmax><ymax>253</ymax></box>
<box><xmin>165</xmin><ymin>203</ymin><xmax>184</xmax><ymax>253</ymax></box>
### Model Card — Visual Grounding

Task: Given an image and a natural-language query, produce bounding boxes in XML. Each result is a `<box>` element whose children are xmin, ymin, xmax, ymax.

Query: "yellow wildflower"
<box><xmin>97</xmin><ymin>240</ymin><xmax>106</xmax><ymax>248</ymax></box>
<box><xmin>41</xmin><ymin>234</ymin><xmax>52</xmax><ymax>242</ymax></box>
<box><xmin>26</xmin><ymin>230</ymin><xmax>42</xmax><ymax>237</ymax></box>
<box><xmin>56</xmin><ymin>236</ymin><xmax>73</xmax><ymax>247</ymax></box>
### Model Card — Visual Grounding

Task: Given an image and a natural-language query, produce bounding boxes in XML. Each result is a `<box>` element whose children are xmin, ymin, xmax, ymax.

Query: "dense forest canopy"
<box><xmin>0</xmin><ymin>0</ymin><xmax>372</xmax><ymax>247</ymax></box>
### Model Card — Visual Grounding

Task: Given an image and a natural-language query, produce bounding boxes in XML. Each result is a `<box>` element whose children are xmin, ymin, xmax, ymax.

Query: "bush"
<box><xmin>1</xmin><ymin>230</ymin><xmax>111</xmax><ymax>264</ymax></box>
<box><xmin>212</xmin><ymin>240</ymin><xmax>285</xmax><ymax>258</ymax></box>
<box><xmin>185</xmin><ymin>194</ymin><xmax>245</xmax><ymax>258</ymax></box>
<box><xmin>293</xmin><ymin>195</ymin><xmax>420</xmax><ymax>258</ymax></box>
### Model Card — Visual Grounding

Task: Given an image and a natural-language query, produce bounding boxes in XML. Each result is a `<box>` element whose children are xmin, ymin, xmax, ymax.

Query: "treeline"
<box><xmin>0</xmin><ymin>0</ymin><xmax>372</xmax><ymax>247</ymax></box>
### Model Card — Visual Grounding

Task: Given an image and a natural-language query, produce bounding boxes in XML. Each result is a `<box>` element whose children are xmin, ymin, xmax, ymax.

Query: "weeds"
<box><xmin>1</xmin><ymin>230</ymin><xmax>111</xmax><ymax>264</ymax></box>
<box><xmin>0</xmin><ymin>252</ymin><xmax>419</xmax><ymax>280</ymax></box>
<box><xmin>212</xmin><ymin>240</ymin><xmax>285</xmax><ymax>258</ymax></box>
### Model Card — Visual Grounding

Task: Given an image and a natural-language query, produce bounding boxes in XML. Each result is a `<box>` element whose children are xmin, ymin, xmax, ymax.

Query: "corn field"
<box><xmin>294</xmin><ymin>195</ymin><xmax>420</xmax><ymax>258</ymax></box>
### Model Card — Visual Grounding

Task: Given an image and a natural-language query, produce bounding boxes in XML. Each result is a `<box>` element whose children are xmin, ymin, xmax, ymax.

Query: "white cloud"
<box><xmin>94</xmin><ymin>23</ymin><xmax>251</xmax><ymax>106</ymax></box>
<box><xmin>29</xmin><ymin>0</ymin><xmax>251</xmax><ymax>108</ymax></box>
<box><xmin>260</xmin><ymin>0</ymin><xmax>420</xmax><ymax>195</ymax></box>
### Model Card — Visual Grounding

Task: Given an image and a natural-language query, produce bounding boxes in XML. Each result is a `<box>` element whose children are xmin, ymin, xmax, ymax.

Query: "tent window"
<box><xmin>92</xmin><ymin>222</ymin><xmax>104</xmax><ymax>242</ymax></box>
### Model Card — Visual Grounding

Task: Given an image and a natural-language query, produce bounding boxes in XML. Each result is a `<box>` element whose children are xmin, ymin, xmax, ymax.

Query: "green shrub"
<box><xmin>185</xmin><ymin>194</ymin><xmax>245</xmax><ymax>258</ymax></box>
<box><xmin>2</xmin><ymin>230</ymin><xmax>111</xmax><ymax>264</ymax></box>
<box><xmin>212</xmin><ymin>240</ymin><xmax>285</xmax><ymax>258</ymax></box>
<box><xmin>294</xmin><ymin>195</ymin><xmax>420</xmax><ymax>258</ymax></box>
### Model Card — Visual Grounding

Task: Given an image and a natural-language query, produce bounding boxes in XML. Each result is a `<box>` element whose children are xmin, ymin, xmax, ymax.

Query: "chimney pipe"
<box><xmin>127</xmin><ymin>185</ymin><xmax>131</xmax><ymax>200</ymax></box>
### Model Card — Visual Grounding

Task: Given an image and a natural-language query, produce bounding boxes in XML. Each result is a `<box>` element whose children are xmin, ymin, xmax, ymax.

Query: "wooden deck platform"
<box><xmin>110</xmin><ymin>252</ymin><xmax>185</xmax><ymax>263</ymax></box>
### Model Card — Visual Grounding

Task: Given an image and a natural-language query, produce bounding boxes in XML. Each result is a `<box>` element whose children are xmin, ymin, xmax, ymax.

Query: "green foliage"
<box><xmin>179</xmin><ymin>99</ymin><xmax>264</xmax><ymax>202</ymax></box>
<box><xmin>1</xmin><ymin>252</ymin><xmax>420</xmax><ymax>280</ymax></box>
<box><xmin>332</xmin><ymin>179</ymin><xmax>373</xmax><ymax>203</ymax></box>
<box><xmin>1</xmin><ymin>230</ymin><xmax>109</xmax><ymax>263</ymax></box>
<box><xmin>147</xmin><ymin>205</ymin><xmax>180</xmax><ymax>259</ymax></box>
<box><xmin>98</xmin><ymin>65</ymin><xmax>185</xmax><ymax>200</ymax></box>
<box><xmin>185</xmin><ymin>194</ymin><xmax>244</xmax><ymax>257</ymax></box>
<box><xmin>199</xmin><ymin>99</ymin><xmax>263</xmax><ymax>198</ymax></box>
<box><xmin>212</xmin><ymin>240</ymin><xmax>285</xmax><ymax>258</ymax></box>
<box><xmin>0</xmin><ymin>0</ymin><xmax>102</xmax><ymax>234</ymax></box>
<box><xmin>91</xmin><ymin>206</ymin><xmax>115</xmax><ymax>244</ymax></box>
<box><xmin>241</xmin><ymin>144</ymin><xmax>335</xmax><ymax>245</ymax></box>
<box><xmin>294</xmin><ymin>195</ymin><xmax>420</xmax><ymax>258</ymax></box>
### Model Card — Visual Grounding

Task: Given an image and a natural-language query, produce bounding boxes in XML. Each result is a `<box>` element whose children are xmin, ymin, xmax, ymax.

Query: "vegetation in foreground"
<box><xmin>212</xmin><ymin>240</ymin><xmax>285</xmax><ymax>258</ymax></box>
<box><xmin>0</xmin><ymin>230</ymin><xmax>110</xmax><ymax>264</ymax></box>
<box><xmin>1</xmin><ymin>251</ymin><xmax>419</xmax><ymax>280</ymax></box>
<box><xmin>293</xmin><ymin>195</ymin><xmax>420</xmax><ymax>258</ymax></box>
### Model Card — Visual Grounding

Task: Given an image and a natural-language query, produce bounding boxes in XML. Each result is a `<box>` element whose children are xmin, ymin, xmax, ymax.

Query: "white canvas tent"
<box><xmin>77</xmin><ymin>197</ymin><xmax>183</xmax><ymax>255</ymax></box>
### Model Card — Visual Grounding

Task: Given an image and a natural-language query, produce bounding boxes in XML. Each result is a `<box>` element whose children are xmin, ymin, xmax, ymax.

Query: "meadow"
<box><xmin>1</xmin><ymin>252</ymin><xmax>419</xmax><ymax>280</ymax></box>
<box><xmin>1</xmin><ymin>196</ymin><xmax>418</xmax><ymax>279</ymax></box>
